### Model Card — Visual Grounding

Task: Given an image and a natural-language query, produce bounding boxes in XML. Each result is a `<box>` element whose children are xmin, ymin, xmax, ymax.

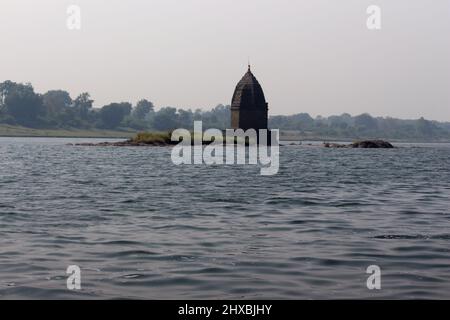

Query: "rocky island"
<box><xmin>323</xmin><ymin>140</ymin><xmax>394</xmax><ymax>148</ymax></box>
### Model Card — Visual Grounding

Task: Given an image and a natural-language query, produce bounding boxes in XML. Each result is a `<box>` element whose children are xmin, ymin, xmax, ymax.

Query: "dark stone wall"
<box><xmin>235</xmin><ymin>106</ymin><xmax>268</xmax><ymax>131</ymax></box>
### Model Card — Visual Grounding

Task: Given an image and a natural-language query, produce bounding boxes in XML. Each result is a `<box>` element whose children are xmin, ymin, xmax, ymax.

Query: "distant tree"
<box><xmin>0</xmin><ymin>81</ymin><xmax>16</xmax><ymax>107</ymax></box>
<box><xmin>270</xmin><ymin>113</ymin><xmax>314</xmax><ymax>130</ymax></box>
<box><xmin>151</xmin><ymin>107</ymin><xmax>180</xmax><ymax>131</ymax></box>
<box><xmin>99</xmin><ymin>102</ymin><xmax>132</xmax><ymax>128</ymax></box>
<box><xmin>416</xmin><ymin>117</ymin><xmax>436</xmax><ymax>137</ymax></box>
<box><xmin>193</xmin><ymin>109</ymin><xmax>203</xmax><ymax>121</ymax></box>
<box><xmin>0</xmin><ymin>81</ymin><xmax>43</xmax><ymax>127</ymax></box>
<box><xmin>43</xmin><ymin>90</ymin><xmax>72</xmax><ymax>115</ymax></box>
<box><xmin>178</xmin><ymin>109</ymin><xmax>194</xmax><ymax>129</ymax></box>
<box><xmin>354</xmin><ymin>113</ymin><xmax>378</xmax><ymax>132</ymax></box>
<box><xmin>202</xmin><ymin>104</ymin><xmax>230</xmax><ymax>129</ymax></box>
<box><xmin>133</xmin><ymin>99</ymin><xmax>154</xmax><ymax>119</ymax></box>
<box><xmin>41</xmin><ymin>90</ymin><xmax>75</xmax><ymax>127</ymax></box>
<box><xmin>73</xmin><ymin>92</ymin><xmax>93</xmax><ymax>120</ymax></box>
<box><xmin>0</xmin><ymin>81</ymin><xmax>12</xmax><ymax>120</ymax></box>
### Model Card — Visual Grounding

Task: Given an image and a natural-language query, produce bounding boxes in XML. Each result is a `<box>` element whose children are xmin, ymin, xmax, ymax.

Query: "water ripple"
<box><xmin>0</xmin><ymin>138</ymin><xmax>450</xmax><ymax>299</ymax></box>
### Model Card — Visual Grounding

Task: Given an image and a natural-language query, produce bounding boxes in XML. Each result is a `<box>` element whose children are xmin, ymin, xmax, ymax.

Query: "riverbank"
<box><xmin>2</xmin><ymin>124</ymin><xmax>450</xmax><ymax>143</ymax></box>
<box><xmin>279</xmin><ymin>131</ymin><xmax>450</xmax><ymax>143</ymax></box>
<box><xmin>73</xmin><ymin>132</ymin><xmax>174</xmax><ymax>146</ymax></box>
<box><xmin>0</xmin><ymin>125</ymin><xmax>136</xmax><ymax>138</ymax></box>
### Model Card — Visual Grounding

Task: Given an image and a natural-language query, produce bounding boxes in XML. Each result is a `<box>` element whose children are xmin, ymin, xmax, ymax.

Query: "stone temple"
<box><xmin>231</xmin><ymin>65</ymin><xmax>268</xmax><ymax>131</ymax></box>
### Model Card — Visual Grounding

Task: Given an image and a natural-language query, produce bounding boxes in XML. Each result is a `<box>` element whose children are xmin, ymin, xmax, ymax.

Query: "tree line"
<box><xmin>1</xmin><ymin>80</ymin><xmax>450</xmax><ymax>140</ymax></box>
<box><xmin>270</xmin><ymin>113</ymin><xmax>450</xmax><ymax>140</ymax></box>
<box><xmin>0</xmin><ymin>80</ymin><xmax>230</xmax><ymax>131</ymax></box>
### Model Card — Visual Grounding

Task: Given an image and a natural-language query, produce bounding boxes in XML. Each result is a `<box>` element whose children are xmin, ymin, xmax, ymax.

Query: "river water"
<box><xmin>0</xmin><ymin>137</ymin><xmax>449</xmax><ymax>299</ymax></box>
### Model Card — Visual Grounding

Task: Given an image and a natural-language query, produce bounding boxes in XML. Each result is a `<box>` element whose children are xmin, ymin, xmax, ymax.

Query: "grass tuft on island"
<box><xmin>131</xmin><ymin>132</ymin><xmax>173</xmax><ymax>144</ymax></box>
<box><xmin>0</xmin><ymin>124</ymin><xmax>136</xmax><ymax>138</ymax></box>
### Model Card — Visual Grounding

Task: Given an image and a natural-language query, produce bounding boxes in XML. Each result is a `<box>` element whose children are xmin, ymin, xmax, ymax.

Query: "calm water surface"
<box><xmin>0</xmin><ymin>137</ymin><xmax>449</xmax><ymax>299</ymax></box>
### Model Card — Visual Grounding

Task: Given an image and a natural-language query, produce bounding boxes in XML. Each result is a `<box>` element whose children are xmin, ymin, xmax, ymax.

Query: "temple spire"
<box><xmin>231</xmin><ymin>63</ymin><xmax>268</xmax><ymax>131</ymax></box>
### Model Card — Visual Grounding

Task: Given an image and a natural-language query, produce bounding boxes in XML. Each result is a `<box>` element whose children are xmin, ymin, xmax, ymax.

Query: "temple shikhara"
<box><xmin>231</xmin><ymin>65</ymin><xmax>268</xmax><ymax>131</ymax></box>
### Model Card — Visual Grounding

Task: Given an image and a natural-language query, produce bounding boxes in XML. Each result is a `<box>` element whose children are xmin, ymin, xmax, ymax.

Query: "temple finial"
<box><xmin>248</xmin><ymin>57</ymin><xmax>251</xmax><ymax>72</ymax></box>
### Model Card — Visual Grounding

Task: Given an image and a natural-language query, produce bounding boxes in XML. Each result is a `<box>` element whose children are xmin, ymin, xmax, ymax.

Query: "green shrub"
<box><xmin>132</xmin><ymin>131</ymin><xmax>171</xmax><ymax>144</ymax></box>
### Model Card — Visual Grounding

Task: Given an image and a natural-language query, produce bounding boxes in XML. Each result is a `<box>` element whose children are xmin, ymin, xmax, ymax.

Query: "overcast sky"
<box><xmin>1</xmin><ymin>0</ymin><xmax>449</xmax><ymax>120</ymax></box>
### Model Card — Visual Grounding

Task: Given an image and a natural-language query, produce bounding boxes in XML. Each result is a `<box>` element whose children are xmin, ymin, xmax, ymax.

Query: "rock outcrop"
<box><xmin>323</xmin><ymin>140</ymin><xmax>394</xmax><ymax>148</ymax></box>
<box><xmin>350</xmin><ymin>140</ymin><xmax>394</xmax><ymax>148</ymax></box>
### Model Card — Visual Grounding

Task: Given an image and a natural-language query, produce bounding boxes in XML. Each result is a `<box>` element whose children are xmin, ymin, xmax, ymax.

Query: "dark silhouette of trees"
<box><xmin>1</xmin><ymin>79</ymin><xmax>450</xmax><ymax>141</ymax></box>
<box><xmin>73</xmin><ymin>92</ymin><xmax>94</xmax><ymax>120</ymax></box>
<box><xmin>42</xmin><ymin>90</ymin><xmax>73</xmax><ymax>127</ymax></box>
<box><xmin>133</xmin><ymin>99</ymin><xmax>154</xmax><ymax>119</ymax></box>
<box><xmin>0</xmin><ymin>81</ymin><xmax>43</xmax><ymax>127</ymax></box>
<box><xmin>99</xmin><ymin>102</ymin><xmax>132</xmax><ymax>128</ymax></box>
<box><xmin>151</xmin><ymin>107</ymin><xmax>180</xmax><ymax>131</ymax></box>
<box><xmin>43</xmin><ymin>90</ymin><xmax>72</xmax><ymax>114</ymax></box>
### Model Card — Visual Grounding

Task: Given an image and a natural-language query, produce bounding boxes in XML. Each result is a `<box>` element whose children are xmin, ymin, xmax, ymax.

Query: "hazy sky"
<box><xmin>1</xmin><ymin>0</ymin><xmax>449</xmax><ymax>120</ymax></box>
